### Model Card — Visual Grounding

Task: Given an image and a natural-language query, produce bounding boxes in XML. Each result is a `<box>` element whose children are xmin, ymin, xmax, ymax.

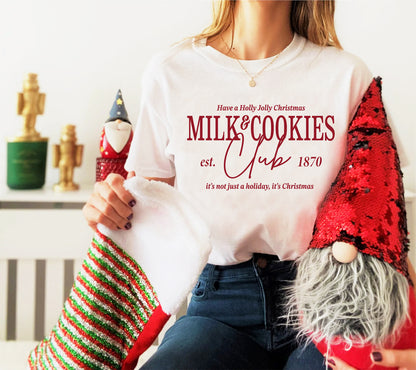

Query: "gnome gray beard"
<box><xmin>286</xmin><ymin>247</ymin><xmax>409</xmax><ymax>347</ymax></box>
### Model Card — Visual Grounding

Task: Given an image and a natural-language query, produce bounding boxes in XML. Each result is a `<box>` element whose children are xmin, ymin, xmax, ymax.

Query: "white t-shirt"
<box><xmin>125</xmin><ymin>33</ymin><xmax>387</xmax><ymax>265</ymax></box>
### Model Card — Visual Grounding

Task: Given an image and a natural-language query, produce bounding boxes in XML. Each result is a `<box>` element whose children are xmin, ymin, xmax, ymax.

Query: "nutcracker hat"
<box><xmin>29</xmin><ymin>176</ymin><xmax>212</xmax><ymax>370</ymax></box>
<box><xmin>309</xmin><ymin>77</ymin><xmax>410</xmax><ymax>281</ymax></box>
<box><xmin>106</xmin><ymin>89</ymin><xmax>131</xmax><ymax>124</ymax></box>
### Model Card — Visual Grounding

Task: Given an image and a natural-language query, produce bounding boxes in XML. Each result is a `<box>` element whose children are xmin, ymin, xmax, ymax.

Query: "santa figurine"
<box><xmin>96</xmin><ymin>89</ymin><xmax>133</xmax><ymax>181</ymax></box>
<box><xmin>287</xmin><ymin>78</ymin><xmax>416</xmax><ymax>370</ymax></box>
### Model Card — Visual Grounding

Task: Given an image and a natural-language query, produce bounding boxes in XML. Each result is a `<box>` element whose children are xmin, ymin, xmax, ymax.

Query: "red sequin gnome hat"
<box><xmin>28</xmin><ymin>177</ymin><xmax>211</xmax><ymax>370</ymax></box>
<box><xmin>310</xmin><ymin>77</ymin><xmax>410</xmax><ymax>280</ymax></box>
<box><xmin>291</xmin><ymin>78</ymin><xmax>416</xmax><ymax>370</ymax></box>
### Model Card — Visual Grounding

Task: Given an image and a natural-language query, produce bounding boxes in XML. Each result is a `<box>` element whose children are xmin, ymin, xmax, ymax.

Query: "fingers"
<box><xmin>89</xmin><ymin>192</ymin><xmax>132</xmax><ymax>229</ymax></box>
<box><xmin>83</xmin><ymin>174</ymin><xmax>136</xmax><ymax>231</ymax></box>
<box><xmin>82</xmin><ymin>202</ymin><xmax>119</xmax><ymax>231</ymax></box>
<box><xmin>325</xmin><ymin>356</ymin><xmax>357</xmax><ymax>370</ymax></box>
<box><xmin>326</xmin><ymin>351</ymin><xmax>416</xmax><ymax>370</ymax></box>
<box><xmin>371</xmin><ymin>349</ymin><xmax>416</xmax><ymax>369</ymax></box>
<box><xmin>104</xmin><ymin>173</ymin><xmax>136</xmax><ymax>209</ymax></box>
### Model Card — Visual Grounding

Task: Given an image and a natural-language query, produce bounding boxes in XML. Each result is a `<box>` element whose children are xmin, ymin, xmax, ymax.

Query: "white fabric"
<box><xmin>98</xmin><ymin>176</ymin><xmax>211</xmax><ymax>315</ymax></box>
<box><xmin>125</xmin><ymin>33</ymin><xmax>405</xmax><ymax>265</ymax></box>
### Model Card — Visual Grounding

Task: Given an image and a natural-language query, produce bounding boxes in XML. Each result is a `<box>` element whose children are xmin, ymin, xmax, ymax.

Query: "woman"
<box><xmin>83</xmin><ymin>1</ymin><xmax>416</xmax><ymax>369</ymax></box>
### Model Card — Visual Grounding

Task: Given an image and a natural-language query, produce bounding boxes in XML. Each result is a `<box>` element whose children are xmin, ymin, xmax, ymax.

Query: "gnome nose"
<box><xmin>332</xmin><ymin>241</ymin><xmax>358</xmax><ymax>263</ymax></box>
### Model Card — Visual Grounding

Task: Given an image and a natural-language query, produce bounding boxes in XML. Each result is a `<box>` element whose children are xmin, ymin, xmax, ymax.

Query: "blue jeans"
<box><xmin>141</xmin><ymin>254</ymin><xmax>326</xmax><ymax>369</ymax></box>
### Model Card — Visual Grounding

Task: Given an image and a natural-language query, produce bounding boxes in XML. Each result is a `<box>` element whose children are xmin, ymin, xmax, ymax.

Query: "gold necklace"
<box><xmin>220</xmin><ymin>35</ymin><xmax>284</xmax><ymax>87</ymax></box>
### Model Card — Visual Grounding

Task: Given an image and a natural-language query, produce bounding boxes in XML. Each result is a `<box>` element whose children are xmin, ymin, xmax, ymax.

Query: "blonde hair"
<box><xmin>193</xmin><ymin>0</ymin><xmax>342</xmax><ymax>49</ymax></box>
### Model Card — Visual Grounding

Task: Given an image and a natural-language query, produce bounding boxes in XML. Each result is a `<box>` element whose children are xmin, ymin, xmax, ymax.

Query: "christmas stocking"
<box><xmin>28</xmin><ymin>176</ymin><xmax>211</xmax><ymax>370</ymax></box>
<box><xmin>290</xmin><ymin>77</ymin><xmax>416</xmax><ymax>370</ymax></box>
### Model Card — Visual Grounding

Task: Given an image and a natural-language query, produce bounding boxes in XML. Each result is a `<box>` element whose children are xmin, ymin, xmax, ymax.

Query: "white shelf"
<box><xmin>0</xmin><ymin>183</ymin><xmax>93</xmax><ymax>203</ymax></box>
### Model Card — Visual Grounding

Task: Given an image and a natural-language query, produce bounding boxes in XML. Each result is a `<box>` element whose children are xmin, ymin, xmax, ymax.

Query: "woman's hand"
<box><xmin>325</xmin><ymin>356</ymin><xmax>355</xmax><ymax>370</ymax></box>
<box><xmin>370</xmin><ymin>349</ymin><xmax>416</xmax><ymax>370</ymax></box>
<box><xmin>83</xmin><ymin>172</ymin><xmax>175</xmax><ymax>231</ymax></box>
<box><xmin>326</xmin><ymin>349</ymin><xmax>416</xmax><ymax>370</ymax></box>
<box><xmin>83</xmin><ymin>173</ymin><xmax>137</xmax><ymax>231</ymax></box>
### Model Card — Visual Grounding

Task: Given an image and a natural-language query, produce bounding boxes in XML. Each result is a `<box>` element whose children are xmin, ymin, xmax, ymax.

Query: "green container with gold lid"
<box><xmin>7</xmin><ymin>139</ymin><xmax>48</xmax><ymax>189</ymax></box>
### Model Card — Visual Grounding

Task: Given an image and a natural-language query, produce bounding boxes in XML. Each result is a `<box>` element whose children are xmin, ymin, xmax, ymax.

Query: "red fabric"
<box><xmin>122</xmin><ymin>305</ymin><xmax>170</xmax><ymax>370</ymax></box>
<box><xmin>314</xmin><ymin>286</ymin><xmax>416</xmax><ymax>370</ymax></box>
<box><xmin>309</xmin><ymin>77</ymin><xmax>410</xmax><ymax>281</ymax></box>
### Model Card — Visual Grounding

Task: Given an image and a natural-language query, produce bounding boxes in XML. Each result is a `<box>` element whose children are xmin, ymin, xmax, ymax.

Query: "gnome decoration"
<box><xmin>96</xmin><ymin>90</ymin><xmax>133</xmax><ymax>181</ymax></box>
<box><xmin>288</xmin><ymin>78</ymin><xmax>416</xmax><ymax>370</ymax></box>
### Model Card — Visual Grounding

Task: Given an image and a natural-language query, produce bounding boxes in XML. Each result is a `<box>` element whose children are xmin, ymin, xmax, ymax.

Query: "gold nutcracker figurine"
<box><xmin>17</xmin><ymin>73</ymin><xmax>46</xmax><ymax>140</ymax></box>
<box><xmin>52</xmin><ymin>124</ymin><xmax>84</xmax><ymax>191</ymax></box>
<box><xmin>7</xmin><ymin>73</ymin><xmax>48</xmax><ymax>189</ymax></box>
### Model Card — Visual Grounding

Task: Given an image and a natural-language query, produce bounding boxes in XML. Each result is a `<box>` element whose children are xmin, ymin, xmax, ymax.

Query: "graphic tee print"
<box><xmin>126</xmin><ymin>33</ymin><xmax>379</xmax><ymax>265</ymax></box>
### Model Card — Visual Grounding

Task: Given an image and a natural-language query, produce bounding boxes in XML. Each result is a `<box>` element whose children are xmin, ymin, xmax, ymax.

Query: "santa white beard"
<box><xmin>285</xmin><ymin>247</ymin><xmax>409</xmax><ymax>347</ymax></box>
<box><xmin>104</xmin><ymin>120</ymin><xmax>132</xmax><ymax>153</ymax></box>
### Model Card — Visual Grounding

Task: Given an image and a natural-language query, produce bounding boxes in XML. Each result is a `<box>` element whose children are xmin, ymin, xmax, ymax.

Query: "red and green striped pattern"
<box><xmin>28</xmin><ymin>230</ymin><xmax>160</xmax><ymax>369</ymax></box>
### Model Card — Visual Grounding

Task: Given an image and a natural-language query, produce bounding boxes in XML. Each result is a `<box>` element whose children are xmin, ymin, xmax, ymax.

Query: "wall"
<box><xmin>335</xmin><ymin>0</ymin><xmax>415</xmax><ymax>190</ymax></box>
<box><xmin>1</xmin><ymin>0</ymin><xmax>414</xmax><ymax>190</ymax></box>
<box><xmin>0</xmin><ymin>0</ymin><xmax>212</xmax><ymax>186</ymax></box>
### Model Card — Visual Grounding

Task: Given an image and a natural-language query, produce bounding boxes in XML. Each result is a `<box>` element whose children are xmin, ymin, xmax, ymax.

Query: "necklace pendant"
<box><xmin>249</xmin><ymin>79</ymin><xmax>256</xmax><ymax>87</ymax></box>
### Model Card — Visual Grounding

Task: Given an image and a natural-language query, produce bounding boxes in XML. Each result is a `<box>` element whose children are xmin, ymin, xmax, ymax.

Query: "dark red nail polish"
<box><xmin>127</xmin><ymin>213</ymin><xmax>133</xmax><ymax>220</ymax></box>
<box><xmin>117</xmin><ymin>226</ymin><xmax>121</xmax><ymax>230</ymax></box>
<box><xmin>129</xmin><ymin>200</ymin><xmax>136</xmax><ymax>207</ymax></box>
<box><xmin>372</xmin><ymin>352</ymin><xmax>382</xmax><ymax>362</ymax></box>
<box><xmin>124</xmin><ymin>222</ymin><xmax>132</xmax><ymax>230</ymax></box>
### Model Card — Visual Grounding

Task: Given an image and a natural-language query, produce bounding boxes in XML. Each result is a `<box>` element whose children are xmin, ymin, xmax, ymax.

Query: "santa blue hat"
<box><xmin>106</xmin><ymin>89</ymin><xmax>131</xmax><ymax>124</ymax></box>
